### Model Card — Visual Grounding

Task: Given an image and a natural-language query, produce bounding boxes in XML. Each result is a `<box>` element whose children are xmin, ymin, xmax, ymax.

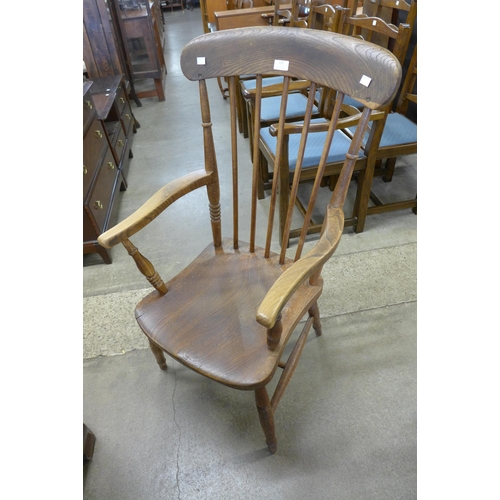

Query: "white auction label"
<box><xmin>359</xmin><ymin>75</ymin><xmax>372</xmax><ymax>87</ymax></box>
<box><xmin>273</xmin><ymin>59</ymin><xmax>290</xmax><ymax>71</ymax></box>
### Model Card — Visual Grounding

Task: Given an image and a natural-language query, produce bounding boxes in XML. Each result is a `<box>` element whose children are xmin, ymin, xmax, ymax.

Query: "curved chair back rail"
<box><xmin>180</xmin><ymin>26</ymin><xmax>401</xmax><ymax>110</ymax></box>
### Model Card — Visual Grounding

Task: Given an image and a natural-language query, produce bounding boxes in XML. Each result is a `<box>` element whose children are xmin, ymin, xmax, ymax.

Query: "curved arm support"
<box><xmin>268</xmin><ymin>109</ymin><xmax>385</xmax><ymax>136</ymax></box>
<box><xmin>256</xmin><ymin>205</ymin><xmax>344</xmax><ymax>329</ymax></box>
<box><xmin>243</xmin><ymin>80</ymin><xmax>311</xmax><ymax>100</ymax></box>
<box><xmin>97</xmin><ymin>170</ymin><xmax>212</xmax><ymax>249</ymax></box>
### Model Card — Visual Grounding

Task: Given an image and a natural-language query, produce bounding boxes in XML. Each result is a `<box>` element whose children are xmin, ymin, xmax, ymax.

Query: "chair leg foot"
<box><xmin>149</xmin><ymin>340</ymin><xmax>168</xmax><ymax>370</ymax></box>
<box><xmin>255</xmin><ymin>387</ymin><xmax>277</xmax><ymax>454</ymax></box>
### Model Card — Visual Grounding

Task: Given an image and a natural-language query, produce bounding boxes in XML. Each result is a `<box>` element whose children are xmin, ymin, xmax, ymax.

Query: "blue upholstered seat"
<box><xmin>240</xmin><ymin>76</ymin><xmax>285</xmax><ymax>91</ymax></box>
<box><xmin>260</xmin><ymin>93</ymin><xmax>319</xmax><ymax>122</ymax></box>
<box><xmin>348</xmin><ymin>112</ymin><xmax>417</xmax><ymax>148</ymax></box>
<box><xmin>343</xmin><ymin>95</ymin><xmax>364</xmax><ymax>110</ymax></box>
<box><xmin>260</xmin><ymin>118</ymin><xmax>364</xmax><ymax>171</ymax></box>
<box><xmin>378</xmin><ymin>113</ymin><xmax>417</xmax><ymax>148</ymax></box>
<box><xmin>241</xmin><ymin>77</ymin><xmax>319</xmax><ymax>123</ymax></box>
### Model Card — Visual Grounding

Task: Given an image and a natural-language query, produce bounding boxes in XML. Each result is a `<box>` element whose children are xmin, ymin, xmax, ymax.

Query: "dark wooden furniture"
<box><xmin>335</xmin><ymin>7</ymin><xmax>414</xmax><ymax>232</ymax></box>
<box><xmin>84</xmin><ymin>75</ymin><xmax>137</xmax><ymax>264</ymax></box>
<box><xmin>83</xmin><ymin>0</ymin><xmax>142</xmax><ymax>107</ymax></box>
<box><xmin>356</xmin><ymin>43</ymin><xmax>417</xmax><ymax>221</ymax></box>
<box><xmin>109</xmin><ymin>0</ymin><xmax>167</xmax><ymax>101</ymax></box>
<box><xmin>161</xmin><ymin>0</ymin><xmax>184</xmax><ymax>12</ymax></box>
<box><xmin>96</xmin><ymin>27</ymin><xmax>401</xmax><ymax>453</ymax></box>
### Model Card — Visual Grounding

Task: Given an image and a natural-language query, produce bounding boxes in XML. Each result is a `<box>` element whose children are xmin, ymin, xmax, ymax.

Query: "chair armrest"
<box><xmin>97</xmin><ymin>170</ymin><xmax>212</xmax><ymax>249</ymax></box>
<box><xmin>268</xmin><ymin>109</ymin><xmax>385</xmax><ymax>136</ymax></box>
<box><xmin>256</xmin><ymin>205</ymin><xmax>344</xmax><ymax>329</ymax></box>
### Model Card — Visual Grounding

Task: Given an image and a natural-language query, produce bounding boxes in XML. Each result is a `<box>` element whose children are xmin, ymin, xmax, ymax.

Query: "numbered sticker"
<box><xmin>197</xmin><ymin>57</ymin><xmax>206</xmax><ymax>65</ymax></box>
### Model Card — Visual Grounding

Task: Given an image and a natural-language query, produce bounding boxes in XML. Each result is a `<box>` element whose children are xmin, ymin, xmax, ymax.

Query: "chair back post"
<box><xmin>198</xmin><ymin>78</ymin><xmax>222</xmax><ymax>248</ymax></box>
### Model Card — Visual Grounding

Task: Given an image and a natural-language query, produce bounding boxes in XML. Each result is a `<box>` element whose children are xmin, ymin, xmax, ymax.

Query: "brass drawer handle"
<box><xmin>94</xmin><ymin>130</ymin><xmax>103</xmax><ymax>139</ymax></box>
<box><xmin>85</xmin><ymin>100</ymin><xmax>93</xmax><ymax>110</ymax></box>
<box><xmin>107</xmin><ymin>161</ymin><xmax>115</xmax><ymax>170</ymax></box>
<box><xmin>125</xmin><ymin>113</ymin><xmax>130</xmax><ymax>120</ymax></box>
<box><xmin>120</xmin><ymin>97</ymin><xmax>125</xmax><ymax>104</ymax></box>
<box><xmin>94</xmin><ymin>200</ymin><xmax>103</xmax><ymax>210</ymax></box>
<box><xmin>118</xmin><ymin>139</ymin><xmax>124</xmax><ymax>147</ymax></box>
<box><xmin>83</xmin><ymin>165</ymin><xmax>88</xmax><ymax>175</ymax></box>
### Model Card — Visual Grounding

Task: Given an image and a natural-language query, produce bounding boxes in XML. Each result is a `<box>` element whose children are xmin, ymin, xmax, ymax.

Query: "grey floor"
<box><xmin>83</xmin><ymin>9</ymin><xmax>417</xmax><ymax>500</ymax></box>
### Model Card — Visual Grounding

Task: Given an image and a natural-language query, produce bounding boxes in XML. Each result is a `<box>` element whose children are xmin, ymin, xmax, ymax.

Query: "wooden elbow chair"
<box><xmin>97</xmin><ymin>26</ymin><xmax>402</xmax><ymax>454</ymax></box>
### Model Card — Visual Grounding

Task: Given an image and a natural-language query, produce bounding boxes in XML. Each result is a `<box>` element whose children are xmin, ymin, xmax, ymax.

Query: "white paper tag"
<box><xmin>197</xmin><ymin>57</ymin><xmax>206</xmax><ymax>65</ymax></box>
<box><xmin>273</xmin><ymin>59</ymin><xmax>289</xmax><ymax>71</ymax></box>
<box><xmin>359</xmin><ymin>75</ymin><xmax>372</xmax><ymax>87</ymax></box>
<box><xmin>372</xmin><ymin>20</ymin><xmax>377</xmax><ymax>26</ymax></box>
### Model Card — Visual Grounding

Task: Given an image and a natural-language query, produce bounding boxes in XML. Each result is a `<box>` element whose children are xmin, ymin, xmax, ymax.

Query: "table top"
<box><xmin>87</xmin><ymin>75</ymin><xmax>124</xmax><ymax>120</ymax></box>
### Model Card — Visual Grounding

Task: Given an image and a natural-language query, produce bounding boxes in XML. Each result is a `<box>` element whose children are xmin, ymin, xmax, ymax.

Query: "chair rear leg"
<box><xmin>255</xmin><ymin>387</ymin><xmax>277</xmax><ymax>454</ymax></box>
<box><xmin>383</xmin><ymin>157</ymin><xmax>396</xmax><ymax>182</ymax></box>
<box><xmin>149</xmin><ymin>340</ymin><xmax>167</xmax><ymax>371</ymax></box>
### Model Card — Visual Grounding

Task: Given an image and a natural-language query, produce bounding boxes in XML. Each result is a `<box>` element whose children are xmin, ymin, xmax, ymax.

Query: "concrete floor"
<box><xmin>83</xmin><ymin>8</ymin><xmax>417</xmax><ymax>499</ymax></box>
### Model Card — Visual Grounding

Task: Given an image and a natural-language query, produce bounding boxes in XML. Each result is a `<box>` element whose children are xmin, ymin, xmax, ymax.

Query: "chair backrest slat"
<box><xmin>250</xmin><ymin>74</ymin><xmax>263</xmax><ymax>253</ymax></box>
<box><xmin>228</xmin><ymin>75</ymin><xmax>240</xmax><ymax>249</ymax></box>
<box><xmin>292</xmin><ymin>90</ymin><xmax>344</xmax><ymax>262</ymax></box>
<box><xmin>279</xmin><ymin>81</ymin><xmax>318</xmax><ymax>263</ymax></box>
<box><xmin>264</xmin><ymin>75</ymin><xmax>292</xmax><ymax>258</ymax></box>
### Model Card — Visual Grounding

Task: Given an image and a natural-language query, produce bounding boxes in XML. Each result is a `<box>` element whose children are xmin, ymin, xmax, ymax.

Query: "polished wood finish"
<box><xmin>358</xmin><ymin>43</ymin><xmax>417</xmax><ymax>221</ymax></box>
<box><xmin>335</xmin><ymin>8</ymin><xmax>416</xmax><ymax>231</ymax></box>
<box><xmin>83</xmin><ymin>0</ymin><xmax>125</xmax><ymax>78</ymax></box>
<box><xmin>97</xmin><ymin>27</ymin><xmax>401</xmax><ymax>452</ymax></box>
<box><xmin>84</xmin><ymin>75</ymin><xmax>137</xmax><ymax>264</ymax></box>
<box><xmin>109</xmin><ymin>0</ymin><xmax>167</xmax><ymax>101</ymax></box>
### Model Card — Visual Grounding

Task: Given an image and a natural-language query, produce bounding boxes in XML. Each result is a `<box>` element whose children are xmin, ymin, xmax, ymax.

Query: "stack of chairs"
<box><xmin>251</xmin><ymin>0</ymin><xmax>417</xmax><ymax>245</ymax></box>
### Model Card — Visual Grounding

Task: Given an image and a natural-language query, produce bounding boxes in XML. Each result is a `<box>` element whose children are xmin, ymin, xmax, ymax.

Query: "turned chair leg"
<box><xmin>255</xmin><ymin>387</ymin><xmax>277</xmax><ymax>454</ymax></box>
<box><xmin>308</xmin><ymin>302</ymin><xmax>322</xmax><ymax>336</ymax></box>
<box><xmin>149</xmin><ymin>340</ymin><xmax>167</xmax><ymax>370</ymax></box>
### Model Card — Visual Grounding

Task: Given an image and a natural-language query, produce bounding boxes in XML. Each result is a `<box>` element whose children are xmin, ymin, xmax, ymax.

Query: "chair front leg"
<box><xmin>255</xmin><ymin>387</ymin><xmax>277</xmax><ymax>454</ymax></box>
<box><xmin>149</xmin><ymin>340</ymin><xmax>167</xmax><ymax>371</ymax></box>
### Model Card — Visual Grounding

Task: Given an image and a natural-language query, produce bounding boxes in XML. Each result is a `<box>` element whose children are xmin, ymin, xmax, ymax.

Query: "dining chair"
<box><xmin>257</xmin><ymin>12</ymin><xmax>411</xmax><ymax>244</ymax></box>
<box><xmin>352</xmin><ymin>42</ymin><xmax>416</xmax><ymax>229</ymax></box>
<box><xmin>97</xmin><ymin>26</ymin><xmax>402</xmax><ymax>454</ymax></box>
<box><xmin>240</xmin><ymin>0</ymin><xmax>346</xmax><ymax>157</ymax></box>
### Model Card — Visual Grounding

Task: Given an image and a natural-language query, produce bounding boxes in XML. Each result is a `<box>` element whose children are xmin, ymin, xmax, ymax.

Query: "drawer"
<box><xmin>114</xmin><ymin>125</ymin><xmax>128</xmax><ymax>166</ymax></box>
<box><xmin>121</xmin><ymin>101</ymin><xmax>134</xmax><ymax>137</ymax></box>
<box><xmin>83</xmin><ymin>83</ymin><xmax>96</xmax><ymax>133</ymax></box>
<box><xmin>115</xmin><ymin>84</ymin><xmax>127</xmax><ymax>116</ymax></box>
<box><xmin>83</xmin><ymin>117</ymin><xmax>108</xmax><ymax>196</ymax></box>
<box><xmin>83</xmin><ymin>96</ymin><xmax>96</xmax><ymax>132</ymax></box>
<box><xmin>85</xmin><ymin>148</ymin><xmax>119</xmax><ymax>234</ymax></box>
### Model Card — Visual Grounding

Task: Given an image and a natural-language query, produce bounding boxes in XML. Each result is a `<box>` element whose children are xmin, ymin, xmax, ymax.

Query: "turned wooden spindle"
<box><xmin>122</xmin><ymin>239</ymin><xmax>168</xmax><ymax>294</ymax></box>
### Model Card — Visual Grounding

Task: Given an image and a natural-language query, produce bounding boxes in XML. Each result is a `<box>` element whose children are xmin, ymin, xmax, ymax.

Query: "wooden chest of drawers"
<box><xmin>83</xmin><ymin>76</ymin><xmax>137</xmax><ymax>264</ymax></box>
